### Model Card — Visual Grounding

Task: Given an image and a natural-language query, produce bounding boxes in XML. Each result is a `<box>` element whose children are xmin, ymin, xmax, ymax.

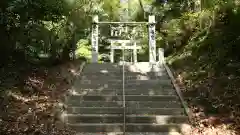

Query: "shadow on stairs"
<box><xmin>62</xmin><ymin>62</ymin><xmax>191</xmax><ymax>135</ymax></box>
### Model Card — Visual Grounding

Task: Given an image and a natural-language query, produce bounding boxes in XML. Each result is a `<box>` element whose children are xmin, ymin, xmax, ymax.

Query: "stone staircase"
<box><xmin>64</xmin><ymin>62</ymin><xmax>189</xmax><ymax>135</ymax></box>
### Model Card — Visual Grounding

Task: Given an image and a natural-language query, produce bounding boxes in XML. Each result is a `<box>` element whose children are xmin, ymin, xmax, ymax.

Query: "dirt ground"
<box><xmin>0</xmin><ymin>60</ymin><xmax>84</xmax><ymax>135</ymax></box>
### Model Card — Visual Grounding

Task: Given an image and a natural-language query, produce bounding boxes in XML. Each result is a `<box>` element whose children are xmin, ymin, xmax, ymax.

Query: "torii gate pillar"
<box><xmin>91</xmin><ymin>15</ymin><xmax>99</xmax><ymax>63</ymax></box>
<box><xmin>148</xmin><ymin>15</ymin><xmax>156</xmax><ymax>63</ymax></box>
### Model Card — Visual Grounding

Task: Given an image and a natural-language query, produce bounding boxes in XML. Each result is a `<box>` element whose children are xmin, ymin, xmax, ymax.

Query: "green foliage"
<box><xmin>75</xmin><ymin>39</ymin><xmax>91</xmax><ymax>61</ymax></box>
<box><xmin>101</xmin><ymin>0</ymin><xmax>121</xmax><ymax>21</ymax></box>
<box><xmin>161</xmin><ymin>1</ymin><xmax>240</xmax><ymax>127</ymax></box>
<box><xmin>0</xmin><ymin>0</ymin><xmax>123</xmax><ymax>66</ymax></box>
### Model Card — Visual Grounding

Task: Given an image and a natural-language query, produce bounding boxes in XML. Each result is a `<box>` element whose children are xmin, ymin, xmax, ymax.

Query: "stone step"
<box><xmin>67</xmin><ymin>123</ymin><xmax>185</xmax><ymax>132</ymax></box>
<box><xmin>81</xmin><ymin>70</ymin><xmax>167</xmax><ymax>75</ymax></box>
<box><xmin>76</xmin><ymin>82</ymin><xmax>173</xmax><ymax>90</ymax></box>
<box><xmin>82</xmin><ymin>68</ymin><xmax>165</xmax><ymax>74</ymax></box>
<box><xmin>79</xmin><ymin>89</ymin><xmax>176</xmax><ymax>96</ymax></box>
<box><xmin>82</xmin><ymin>63</ymin><xmax>166</xmax><ymax>74</ymax></box>
<box><xmin>82</xmin><ymin>70</ymin><xmax>167</xmax><ymax>74</ymax></box>
<box><xmin>124</xmin><ymin>89</ymin><xmax>176</xmax><ymax>95</ymax></box>
<box><xmin>80</xmin><ymin>76</ymin><xmax>162</xmax><ymax>81</ymax></box>
<box><xmin>81</xmin><ymin>71</ymin><xmax>160</xmax><ymax>75</ymax></box>
<box><xmin>79</xmin><ymin>79</ymin><xmax>172</xmax><ymax>85</ymax></box>
<box><xmin>68</xmin><ymin>95</ymin><xmax>179</xmax><ymax>102</ymax></box>
<box><xmin>75</xmin><ymin>132</ymin><xmax>182</xmax><ymax>135</ymax></box>
<box><xmin>82</xmin><ymin>65</ymin><xmax>166</xmax><ymax>72</ymax></box>
<box><xmin>82</xmin><ymin>62</ymin><xmax>164</xmax><ymax>71</ymax></box>
<box><xmin>67</xmin><ymin>107</ymin><xmax>185</xmax><ymax>115</ymax></box>
<box><xmin>66</xmin><ymin>114</ymin><xmax>188</xmax><ymax>124</ymax></box>
<box><xmin>80</xmin><ymin>76</ymin><xmax>170</xmax><ymax>81</ymax></box>
<box><xmin>71</xmin><ymin>88</ymin><xmax>176</xmax><ymax>96</ymax></box>
<box><xmin>67</xmin><ymin>101</ymin><xmax>182</xmax><ymax>108</ymax></box>
<box><xmin>80</xmin><ymin>73</ymin><xmax>169</xmax><ymax>80</ymax></box>
<box><xmin>83</xmin><ymin>67</ymin><xmax>121</xmax><ymax>71</ymax></box>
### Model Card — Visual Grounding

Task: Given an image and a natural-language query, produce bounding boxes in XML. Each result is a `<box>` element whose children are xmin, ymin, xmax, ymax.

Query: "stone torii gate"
<box><xmin>91</xmin><ymin>15</ymin><xmax>156</xmax><ymax>63</ymax></box>
<box><xmin>109</xmin><ymin>39</ymin><xmax>141</xmax><ymax>63</ymax></box>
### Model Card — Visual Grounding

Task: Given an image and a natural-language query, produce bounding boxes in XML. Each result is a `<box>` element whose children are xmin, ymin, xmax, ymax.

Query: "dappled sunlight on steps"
<box><xmin>63</xmin><ymin>62</ymin><xmax>189</xmax><ymax>135</ymax></box>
